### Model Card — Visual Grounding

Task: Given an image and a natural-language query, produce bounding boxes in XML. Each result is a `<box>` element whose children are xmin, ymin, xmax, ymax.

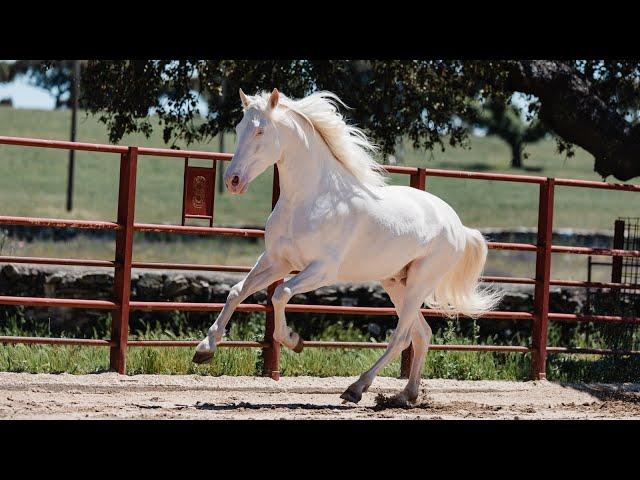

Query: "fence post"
<box><xmin>611</xmin><ymin>219</ymin><xmax>625</xmax><ymax>284</ymax></box>
<box><xmin>401</xmin><ymin>167</ymin><xmax>427</xmax><ymax>378</ymax></box>
<box><xmin>110</xmin><ymin>147</ymin><xmax>138</xmax><ymax>374</ymax></box>
<box><xmin>531</xmin><ymin>177</ymin><xmax>554</xmax><ymax>380</ymax></box>
<box><xmin>262</xmin><ymin>165</ymin><xmax>281</xmax><ymax>380</ymax></box>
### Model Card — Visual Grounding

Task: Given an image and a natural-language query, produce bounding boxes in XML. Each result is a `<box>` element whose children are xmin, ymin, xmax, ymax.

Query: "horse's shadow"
<box><xmin>191</xmin><ymin>395</ymin><xmax>435</xmax><ymax>412</ymax></box>
<box><xmin>193</xmin><ymin>401</ymin><xmax>354</xmax><ymax>411</ymax></box>
<box><xmin>564</xmin><ymin>383</ymin><xmax>640</xmax><ymax>405</ymax></box>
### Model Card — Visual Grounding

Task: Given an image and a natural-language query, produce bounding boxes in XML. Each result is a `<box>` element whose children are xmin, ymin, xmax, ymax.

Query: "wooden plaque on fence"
<box><xmin>182</xmin><ymin>162</ymin><xmax>216</xmax><ymax>226</ymax></box>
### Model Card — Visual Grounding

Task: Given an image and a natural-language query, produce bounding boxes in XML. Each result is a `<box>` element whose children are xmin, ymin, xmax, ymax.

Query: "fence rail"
<box><xmin>1</xmin><ymin>134</ymin><xmax>639</xmax><ymax>380</ymax></box>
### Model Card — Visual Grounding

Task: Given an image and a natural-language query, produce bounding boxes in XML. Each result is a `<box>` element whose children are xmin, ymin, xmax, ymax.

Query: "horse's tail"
<box><xmin>425</xmin><ymin>227</ymin><xmax>503</xmax><ymax>318</ymax></box>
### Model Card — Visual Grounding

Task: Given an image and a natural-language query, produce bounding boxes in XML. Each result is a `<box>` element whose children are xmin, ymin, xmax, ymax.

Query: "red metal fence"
<box><xmin>1</xmin><ymin>135</ymin><xmax>640</xmax><ymax>380</ymax></box>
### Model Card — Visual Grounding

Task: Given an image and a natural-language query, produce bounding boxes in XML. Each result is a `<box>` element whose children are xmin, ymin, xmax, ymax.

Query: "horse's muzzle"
<box><xmin>225</xmin><ymin>174</ymin><xmax>248</xmax><ymax>194</ymax></box>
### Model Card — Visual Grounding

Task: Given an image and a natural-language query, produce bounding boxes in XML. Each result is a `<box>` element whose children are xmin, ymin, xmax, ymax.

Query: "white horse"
<box><xmin>193</xmin><ymin>88</ymin><xmax>501</xmax><ymax>405</ymax></box>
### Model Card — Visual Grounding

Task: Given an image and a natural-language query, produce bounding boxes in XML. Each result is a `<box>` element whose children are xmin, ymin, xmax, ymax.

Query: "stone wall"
<box><xmin>0</xmin><ymin>263</ymin><xmax>593</xmax><ymax>341</ymax></box>
<box><xmin>0</xmin><ymin>225</ymin><xmax>617</xmax><ymax>248</ymax></box>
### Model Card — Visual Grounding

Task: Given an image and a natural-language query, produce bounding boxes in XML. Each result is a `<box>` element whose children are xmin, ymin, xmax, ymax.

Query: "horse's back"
<box><xmin>373</xmin><ymin>185</ymin><xmax>464</xmax><ymax>239</ymax></box>
<box><xmin>334</xmin><ymin>185</ymin><xmax>466</xmax><ymax>281</ymax></box>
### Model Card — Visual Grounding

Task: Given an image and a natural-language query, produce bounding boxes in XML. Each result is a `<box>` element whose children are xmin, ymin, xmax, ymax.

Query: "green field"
<box><xmin>2</xmin><ymin>107</ymin><xmax>640</xmax><ymax>380</ymax></box>
<box><xmin>0</xmin><ymin>318</ymin><xmax>529</xmax><ymax>380</ymax></box>
<box><xmin>2</xmin><ymin>312</ymin><xmax>639</xmax><ymax>382</ymax></box>
<box><xmin>1</xmin><ymin>106</ymin><xmax>639</xmax><ymax>230</ymax></box>
<box><xmin>2</xmin><ymin>107</ymin><xmax>637</xmax><ymax>283</ymax></box>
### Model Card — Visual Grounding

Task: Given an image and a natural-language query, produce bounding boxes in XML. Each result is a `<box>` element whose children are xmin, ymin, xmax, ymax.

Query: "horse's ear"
<box><xmin>268</xmin><ymin>88</ymin><xmax>279</xmax><ymax>110</ymax></box>
<box><xmin>239</xmin><ymin>88</ymin><xmax>250</xmax><ymax>108</ymax></box>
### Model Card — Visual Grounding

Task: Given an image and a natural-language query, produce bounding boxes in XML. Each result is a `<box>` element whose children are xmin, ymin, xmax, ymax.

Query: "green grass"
<box><xmin>1</xmin><ymin>107</ymin><xmax>635</xmax><ymax>281</ymax></box>
<box><xmin>1</xmin><ymin>106</ymin><xmax>638</xmax><ymax>231</ymax></box>
<box><xmin>3</xmin><ymin>313</ymin><xmax>639</xmax><ymax>382</ymax></box>
<box><xmin>2</xmin><ymin>108</ymin><xmax>639</xmax><ymax>381</ymax></box>
<box><xmin>545</xmin><ymin>322</ymin><xmax>640</xmax><ymax>383</ymax></box>
<box><xmin>2</xmin><ymin>307</ymin><xmax>639</xmax><ymax>382</ymax></box>
<box><xmin>0</xmin><ymin>107</ymin><xmax>272</xmax><ymax>226</ymax></box>
<box><xmin>0</xmin><ymin>312</ymin><xmax>529</xmax><ymax>380</ymax></box>
<box><xmin>0</xmin><ymin>233</ymin><xmax>265</xmax><ymax>267</ymax></box>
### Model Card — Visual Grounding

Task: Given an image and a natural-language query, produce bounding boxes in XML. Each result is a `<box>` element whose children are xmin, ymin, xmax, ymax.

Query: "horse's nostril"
<box><xmin>231</xmin><ymin>176</ymin><xmax>240</xmax><ymax>186</ymax></box>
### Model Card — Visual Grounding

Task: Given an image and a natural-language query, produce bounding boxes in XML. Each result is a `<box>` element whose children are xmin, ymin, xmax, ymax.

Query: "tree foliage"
<box><xmin>81</xmin><ymin>60</ymin><xmax>511</xmax><ymax>152</ymax></box>
<box><xmin>8</xmin><ymin>60</ymin><xmax>640</xmax><ymax>180</ymax></box>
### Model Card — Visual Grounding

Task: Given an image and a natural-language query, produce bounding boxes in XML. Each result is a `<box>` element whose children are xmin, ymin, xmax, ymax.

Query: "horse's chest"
<box><xmin>265</xmin><ymin>203</ymin><xmax>348</xmax><ymax>269</ymax></box>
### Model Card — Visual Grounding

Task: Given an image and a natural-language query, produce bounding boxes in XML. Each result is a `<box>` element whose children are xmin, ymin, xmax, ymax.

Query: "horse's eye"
<box><xmin>256</xmin><ymin>129</ymin><xmax>264</xmax><ymax>136</ymax></box>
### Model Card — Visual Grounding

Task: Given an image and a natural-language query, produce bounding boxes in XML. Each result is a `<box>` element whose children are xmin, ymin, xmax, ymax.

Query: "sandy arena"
<box><xmin>1</xmin><ymin>372</ymin><xmax>639</xmax><ymax>419</ymax></box>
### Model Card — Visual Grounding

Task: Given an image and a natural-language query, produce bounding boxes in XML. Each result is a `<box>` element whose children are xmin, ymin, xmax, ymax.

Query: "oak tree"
<box><xmin>14</xmin><ymin>60</ymin><xmax>640</xmax><ymax>181</ymax></box>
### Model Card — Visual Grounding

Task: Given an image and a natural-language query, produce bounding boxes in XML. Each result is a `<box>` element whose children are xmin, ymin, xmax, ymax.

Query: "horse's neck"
<box><xmin>276</xmin><ymin>139</ymin><xmax>326</xmax><ymax>203</ymax></box>
<box><xmin>276</xmin><ymin>121</ymin><xmax>362</xmax><ymax>206</ymax></box>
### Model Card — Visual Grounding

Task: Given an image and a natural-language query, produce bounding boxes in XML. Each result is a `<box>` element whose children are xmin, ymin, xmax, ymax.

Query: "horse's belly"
<box><xmin>267</xmin><ymin>185</ymin><xmax>460</xmax><ymax>280</ymax></box>
<box><xmin>335</xmin><ymin>232</ymin><xmax>428</xmax><ymax>282</ymax></box>
<box><xmin>333</xmin><ymin>188</ymin><xmax>462</xmax><ymax>281</ymax></box>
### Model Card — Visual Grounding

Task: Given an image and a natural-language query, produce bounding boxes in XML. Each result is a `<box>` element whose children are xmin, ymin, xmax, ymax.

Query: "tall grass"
<box><xmin>0</xmin><ymin>312</ymin><xmax>533</xmax><ymax>380</ymax></box>
<box><xmin>545</xmin><ymin>319</ymin><xmax>640</xmax><ymax>383</ymax></box>
<box><xmin>2</xmin><ymin>292</ymin><xmax>640</xmax><ymax>382</ymax></box>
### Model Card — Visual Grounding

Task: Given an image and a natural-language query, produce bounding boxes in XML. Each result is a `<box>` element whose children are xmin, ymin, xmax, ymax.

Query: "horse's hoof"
<box><xmin>293</xmin><ymin>337</ymin><xmax>304</xmax><ymax>353</ymax></box>
<box><xmin>192</xmin><ymin>350</ymin><xmax>215</xmax><ymax>364</ymax></box>
<box><xmin>339</xmin><ymin>386</ymin><xmax>362</xmax><ymax>404</ymax></box>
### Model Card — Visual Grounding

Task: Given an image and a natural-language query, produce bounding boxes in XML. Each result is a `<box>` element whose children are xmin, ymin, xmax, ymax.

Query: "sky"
<box><xmin>0</xmin><ymin>77</ymin><xmax>57</xmax><ymax>109</ymax></box>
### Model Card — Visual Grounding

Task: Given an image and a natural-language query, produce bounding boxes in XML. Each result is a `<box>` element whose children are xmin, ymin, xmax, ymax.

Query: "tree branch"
<box><xmin>507</xmin><ymin>60</ymin><xmax>640</xmax><ymax>181</ymax></box>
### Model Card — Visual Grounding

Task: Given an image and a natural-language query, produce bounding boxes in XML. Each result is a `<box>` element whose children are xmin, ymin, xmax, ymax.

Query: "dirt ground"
<box><xmin>1</xmin><ymin>372</ymin><xmax>639</xmax><ymax>419</ymax></box>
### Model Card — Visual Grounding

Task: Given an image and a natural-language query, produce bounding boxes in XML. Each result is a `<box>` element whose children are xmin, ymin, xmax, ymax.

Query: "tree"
<box><xmin>465</xmin><ymin>99</ymin><xmax>548</xmax><ymax>168</ymax></box>
<box><xmin>76</xmin><ymin>60</ymin><xmax>640</xmax><ymax>181</ymax></box>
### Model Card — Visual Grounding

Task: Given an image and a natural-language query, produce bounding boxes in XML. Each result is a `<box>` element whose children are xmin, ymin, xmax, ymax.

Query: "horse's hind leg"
<box><xmin>347</xmin><ymin>317</ymin><xmax>431</xmax><ymax>405</ymax></box>
<box><xmin>394</xmin><ymin>315</ymin><xmax>432</xmax><ymax>404</ymax></box>
<box><xmin>341</xmin><ymin>252</ymin><xmax>451</xmax><ymax>404</ymax></box>
<box><xmin>340</xmin><ymin>277</ymin><xmax>412</xmax><ymax>403</ymax></box>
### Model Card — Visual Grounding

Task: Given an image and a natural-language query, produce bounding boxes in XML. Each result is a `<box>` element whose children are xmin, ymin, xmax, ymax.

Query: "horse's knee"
<box><xmin>389</xmin><ymin>328</ymin><xmax>413</xmax><ymax>352</ymax></box>
<box><xmin>423</xmin><ymin>321</ymin><xmax>432</xmax><ymax>341</ymax></box>
<box><xmin>227</xmin><ymin>282</ymin><xmax>243</xmax><ymax>303</ymax></box>
<box><xmin>271</xmin><ymin>284</ymin><xmax>292</xmax><ymax>307</ymax></box>
<box><xmin>411</xmin><ymin>321</ymin><xmax>431</xmax><ymax>350</ymax></box>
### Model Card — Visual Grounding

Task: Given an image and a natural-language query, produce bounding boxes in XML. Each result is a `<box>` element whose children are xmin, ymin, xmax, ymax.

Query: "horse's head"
<box><xmin>225</xmin><ymin>88</ymin><xmax>283</xmax><ymax>194</ymax></box>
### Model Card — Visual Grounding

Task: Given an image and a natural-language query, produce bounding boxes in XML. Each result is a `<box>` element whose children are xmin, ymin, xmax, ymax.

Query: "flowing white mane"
<box><xmin>246</xmin><ymin>90</ymin><xmax>388</xmax><ymax>189</ymax></box>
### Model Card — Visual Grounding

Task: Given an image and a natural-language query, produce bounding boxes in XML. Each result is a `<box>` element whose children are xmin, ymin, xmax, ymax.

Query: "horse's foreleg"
<box><xmin>271</xmin><ymin>261</ymin><xmax>335</xmax><ymax>352</ymax></box>
<box><xmin>193</xmin><ymin>253</ymin><xmax>290</xmax><ymax>364</ymax></box>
